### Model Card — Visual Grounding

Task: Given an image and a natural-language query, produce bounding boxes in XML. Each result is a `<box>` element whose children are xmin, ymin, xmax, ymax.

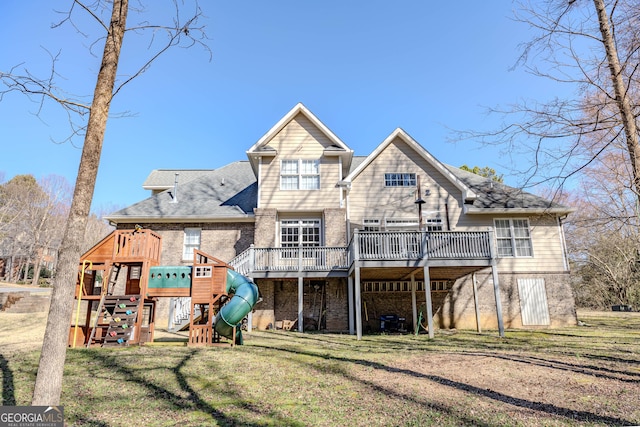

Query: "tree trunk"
<box><xmin>31</xmin><ymin>0</ymin><xmax>128</xmax><ymax>405</ymax></box>
<box><xmin>593</xmin><ymin>0</ymin><xmax>640</xmax><ymax>204</ymax></box>
<box><xmin>32</xmin><ymin>258</ymin><xmax>43</xmax><ymax>287</ymax></box>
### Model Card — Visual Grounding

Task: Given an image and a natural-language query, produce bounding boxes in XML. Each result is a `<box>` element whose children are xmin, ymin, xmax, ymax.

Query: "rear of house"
<box><xmin>106</xmin><ymin>103</ymin><xmax>576</xmax><ymax>336</ymax></box>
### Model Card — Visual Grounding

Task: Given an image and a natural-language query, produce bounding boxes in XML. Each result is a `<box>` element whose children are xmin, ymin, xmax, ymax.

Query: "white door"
<box><xmin>517</xmin><ymin>278</ymin><xmax>550</xmax><ymax>326</ymax></box>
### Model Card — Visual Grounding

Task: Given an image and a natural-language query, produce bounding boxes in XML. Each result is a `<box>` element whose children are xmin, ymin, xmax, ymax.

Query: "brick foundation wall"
<box><xmin>359</xmin><ymin>271</ymin><xmax>576</xmax><ymax>332</ymax></box>
<box><xmin>437</xmin><ymin>271</ymin><xmax>577</xmax><ymax>330</ymax></box>
<box><xmin>251</xmin><ymin>277</ymin><xmax>349</xmax><ymax>332</ymax></box>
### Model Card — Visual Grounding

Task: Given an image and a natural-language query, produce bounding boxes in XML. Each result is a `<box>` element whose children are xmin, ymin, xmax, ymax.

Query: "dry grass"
<box><xmin>1</xmin><ymin>310</ymin><xmax>639</xmax><ymax>426</ymax></box>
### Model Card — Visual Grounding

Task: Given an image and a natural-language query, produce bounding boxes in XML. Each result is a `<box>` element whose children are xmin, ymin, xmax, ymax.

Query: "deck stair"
<box><xmin>102</xmin><ymin>295</ymin><xmax>141</xmax><ymax>347</ymax></box>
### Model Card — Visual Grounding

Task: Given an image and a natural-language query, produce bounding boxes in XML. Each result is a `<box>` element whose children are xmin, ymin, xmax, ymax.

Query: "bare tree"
<box><xmin>0</xmin><ymin>0</ymin><xmax>208</xmax><ymax>405</ymax></box>
<box><xmin>457</xmin><ymin>0</ymin><xmax>640</xmax><ymax>201</ymax></box>
<box><xmin>29</xmin><ymin>175</ymin><xmax>72</xmax><ymax>285</ymax></box>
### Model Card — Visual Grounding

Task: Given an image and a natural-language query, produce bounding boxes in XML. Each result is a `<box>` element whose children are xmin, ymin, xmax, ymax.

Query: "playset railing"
<box><xmin>113</xmin><ymin>229</ymin><xmax>162</xmax><ymax>261</ymax></box>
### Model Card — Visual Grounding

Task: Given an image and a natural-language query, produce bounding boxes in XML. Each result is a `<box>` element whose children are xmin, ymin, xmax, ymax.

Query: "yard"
<box><xmin>1</xmin><ymin>310</ymin><xmax>639</xmax><ymax>426</ymax></box>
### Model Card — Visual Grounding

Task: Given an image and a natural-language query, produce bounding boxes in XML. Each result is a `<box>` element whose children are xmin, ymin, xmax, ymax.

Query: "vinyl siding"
<box><xmin>347</xmin><ymin>136</ymin><xmax>567</xmax><ymax>273</ymax></box>
<box><xmin>349</xmin><ymin>136</ymin><xmax>464</xmax><ymax>229</ymax></box>
<box><xmin>441</xmin><ymin>213</ymin><xmax>567</xmax><ymax>272</ymax></box>
<box><xmin>258</xmin><ymin>113</ymin><xmax>342</xmax><ymax>210</ymax></box>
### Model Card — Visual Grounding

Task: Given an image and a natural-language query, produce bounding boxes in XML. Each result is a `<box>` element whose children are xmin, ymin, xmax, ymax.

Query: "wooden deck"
<box><xmin>231</xmin><ymin>230</ymin><xmax>494</xmax><ymax>276</ymax></box>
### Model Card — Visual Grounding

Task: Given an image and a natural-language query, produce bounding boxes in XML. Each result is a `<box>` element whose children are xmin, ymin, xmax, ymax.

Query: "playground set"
<box><xmin>68</xmin><ymin>228</ymin><xmax>259</xmax><ymax>348</ymax></box>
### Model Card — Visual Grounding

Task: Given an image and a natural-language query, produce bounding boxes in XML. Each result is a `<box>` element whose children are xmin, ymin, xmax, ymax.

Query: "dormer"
<box><xmin>246</xmin><ymin>103</ymin><xmax>353</xmax><ymax>179</ymax></box>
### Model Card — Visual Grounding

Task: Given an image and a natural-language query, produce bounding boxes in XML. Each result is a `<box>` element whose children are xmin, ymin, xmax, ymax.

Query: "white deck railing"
<box><xmin>358</xmin><ymin>231</ymin><xmax>491</xmax><ymax>260</ymax></box>
<box><xmin>228</xmin><ymin>231</ymin><xmax>492</xmax><ymax>273</ymax></box>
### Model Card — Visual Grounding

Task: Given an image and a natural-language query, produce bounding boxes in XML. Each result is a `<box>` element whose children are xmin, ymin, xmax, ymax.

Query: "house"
<box><xmin>105</xmin><ymin>103</ymin><xmax>576</xmax><ymax>338</ymax></box>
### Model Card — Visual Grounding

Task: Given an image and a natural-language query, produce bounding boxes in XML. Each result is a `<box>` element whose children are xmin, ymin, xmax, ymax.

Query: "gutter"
<box><xmin>105</xmin><ymin>214</ymin><xmax>256</xmax><ymax>225</ymax></box>
<box><xmin>463</xmin><ymin>206</ymin><xmax>575</xmax><ymax>215</ymax></box>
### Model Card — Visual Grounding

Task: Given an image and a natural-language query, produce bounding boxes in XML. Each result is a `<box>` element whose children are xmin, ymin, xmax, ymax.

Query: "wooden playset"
<box><xmin>69</xmin><ymin>228</ymin><xmax>259</xmax><ymax>348</ymax></box>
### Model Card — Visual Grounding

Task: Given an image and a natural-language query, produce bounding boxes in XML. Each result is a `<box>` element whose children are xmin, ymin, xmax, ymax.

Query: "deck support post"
<box><xmin>423</xmin><ymin>265</ymin><xmax>434</xmax><ymax>339</ymax></box>
<box><xmin>353</xmin><ymin>229</ymin><xmax>363</xmax><ymax>340</ymax></box>
<box><xmin>348</xmin><ymin>276</ymin><xmax>355</xmax><ymax>335</ymax></box>
<box><xmin>411</xmin><ymin>273</ymin><xmax>418</xmax><ymax>333</ymax></box>
<box><xmin>472</xmin><ymin>272</ymin><xmax>482</xmax><ymax>333</ymax></box>
<box><xmin>298</xmin><ymin>276</ymin><xmax>304</xmax><ymax>332</ymax></box>
<box><xmin>488</xmin><ymin>229</ymin><xmax>505</xmax><ymax>337</ymax></box>
<box><xmin>354</xmin><ymin>267</ymin><xmax>362</xmax><ymax>340</ymax></box>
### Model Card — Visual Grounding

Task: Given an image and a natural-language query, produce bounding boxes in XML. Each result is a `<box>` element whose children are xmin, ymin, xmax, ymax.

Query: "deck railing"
<box><xmin>229</xmin><ymin>230</ymin><xmax>492</xmax><ymax>274</ymax></box>
<box><xmin>357</xmin><ymin>231</ymin><xmax>491</xmax><ymax>260</ymax></box>
<box><xmin>253</xmin><ymin>247</ymin><xmax>349</xmax><ymax>271</ymax></box>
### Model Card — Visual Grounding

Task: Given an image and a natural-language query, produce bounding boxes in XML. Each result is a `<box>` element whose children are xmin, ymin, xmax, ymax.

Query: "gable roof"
<box><xmin>105</xmin><ymin>161</ymin><xmax>257</xmax><ymax>224</ymax></box>
<box><xmin>344</xmin><ymin>128</ymin><xmax>479</xmax><ymax>202</ymax></box>
<box><xmin>246</xmin><ymin>103</ymin><xmax>353</xmax><ymax>176</ymax></box>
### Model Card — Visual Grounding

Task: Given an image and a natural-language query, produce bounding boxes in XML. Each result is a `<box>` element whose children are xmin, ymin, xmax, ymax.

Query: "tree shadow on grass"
<box><xmin>87</xmin><ymin>349</ymin><xmax>304</xmax><ymax>427</ymax></box>
<box><xmin>0</xmin><ymin>354</ymin><xmax>15</xmax><ymax>406</ymax></box>
<box><xmin>252</xmin><ymin>343</ymin><xmax>636</xmax><ymax>426</ymax></box>
<box><xmin>466</xmin><ymin>351</ymin><xmax>640</xmax><ymax>383</ymax></box>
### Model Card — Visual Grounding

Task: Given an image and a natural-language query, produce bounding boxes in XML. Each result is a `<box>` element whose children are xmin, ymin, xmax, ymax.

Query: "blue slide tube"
<box><xmin>213</xmin><ymin>269</ymin><xmax>259</xmax><ymax>344</ymax></box>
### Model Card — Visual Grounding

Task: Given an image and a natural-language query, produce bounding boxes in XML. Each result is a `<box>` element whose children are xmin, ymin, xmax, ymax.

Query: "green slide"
<box><xmin>213</xmin><ymin>269</ymin><xmax>259</xmax><ymax>344</ymax></box>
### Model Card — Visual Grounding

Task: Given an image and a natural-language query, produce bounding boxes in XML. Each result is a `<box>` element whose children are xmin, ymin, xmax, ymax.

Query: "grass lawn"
<box><xmin>1</xmin><ymin>310</ymin><xmax>639</xmax><ymax>426</ymax></box>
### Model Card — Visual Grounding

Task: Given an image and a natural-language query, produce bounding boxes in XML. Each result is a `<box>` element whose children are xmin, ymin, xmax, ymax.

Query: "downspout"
<box><xmin>257</xmin><ymin>156</ymin><xmax>262</xmax><ymax>208</ymax></box>
<box><xmin>557</xmin><ymin>215</ymin><xmax>569</xmax><ymax>272</ymax></box>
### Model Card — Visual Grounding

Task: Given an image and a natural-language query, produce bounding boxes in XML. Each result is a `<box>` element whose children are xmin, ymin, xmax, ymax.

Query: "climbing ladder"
<box><xmin>86</xmin><ymin>264</ymin><xmax>122</xmax><ymax>347</ymax></box>
<box><xmin>102</xmin><ymin>295</ymin><xmax>141</xmax><ymax>347</ymax></box>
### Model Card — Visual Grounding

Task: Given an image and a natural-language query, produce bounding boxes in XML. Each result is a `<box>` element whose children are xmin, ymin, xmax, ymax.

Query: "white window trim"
<box><xmin>280</xmin><ymin>159</ymin><xmax>320</xmax><ymax>190</ymax></box>
<box><xmin>494</xmin><ymin>218</ymin><xmax>534</xmax><ymax>258</ymax></box>
<box><xmin>182</xmin><ymin>228</ymin><xmax>201</xmax><ymax>261</ymax></box>
<box><xmin>384</xmin><ymin>172</ymin><xmax>416</xmax><ymax>187</ymax></box>
<box><xmin>279</xmin><ymin>218</ymin><xmax>323</xmax><ymax>247</ymax></box>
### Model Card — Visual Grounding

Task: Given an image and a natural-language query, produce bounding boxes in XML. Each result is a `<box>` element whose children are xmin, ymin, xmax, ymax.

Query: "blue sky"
<box><xmin>0</xmin><ymin>1</ymin><xmax>569</xmax><ymax>212</ymax></box>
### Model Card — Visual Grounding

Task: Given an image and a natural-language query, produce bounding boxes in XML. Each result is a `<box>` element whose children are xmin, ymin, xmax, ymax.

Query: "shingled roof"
<box><xmin>105</xmin><ymin>161</ymin><xmax>257</xmax><ymax>223</ymax></box>
<box><xmin>445</xmin><ymin>165</ymin><xmax>571</xmax><ymax>214</ymax></box>
<box><xmin>107</xmin><ymin>158</ymin><xmax>570</xmax><ymax>225</ymax></box>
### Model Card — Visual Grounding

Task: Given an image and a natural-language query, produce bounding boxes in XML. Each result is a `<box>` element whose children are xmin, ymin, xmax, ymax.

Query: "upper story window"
<box><xmin>182</xmin><ymin>228</ymin><xmax>201</xmax><ymax>261</ymax></box>
<box><xmin>281</xmin><ymin>159</ymin><xmax>320</xmax><ymax>190</ymax></box>
<box><xmin>494</xmin><ymin>219</ymin><xmax>533</xmax><ymax>257</ymax></box>
<box><xmin>384</xmin><ymin>173</ymin><xmax>416</xmax><ymax>187</ymax></box>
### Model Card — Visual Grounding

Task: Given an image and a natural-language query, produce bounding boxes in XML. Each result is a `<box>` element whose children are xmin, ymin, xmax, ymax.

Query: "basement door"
<box><xmin>517</xmin><ymin>278</ymin><xmax>550</xmax><ymax>326</ymax></box>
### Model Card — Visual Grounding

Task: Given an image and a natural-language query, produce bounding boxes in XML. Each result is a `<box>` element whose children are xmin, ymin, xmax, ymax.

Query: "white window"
<box><xmin>494</xmin><ymin>219</ymin><xmax>533</xmax><ymax>257</ymax></box>
<box><xmin>424</xmin><ymin>218</ymin><xmax>443</xmax><ymax>231</ymax></box>
<box><xmin>363</xmin><ymin>219</ymin><xmax>380</xmax><ymax>232</ymax></box>
<box><xmin>280</xmin><ymin>219</ymin><xmax>321</xmax><ymax>257</ymax></box>
<box><xmin>384</xmin><ymin>173</ymin><xmax>416</xmax><ymax>187</ymax></box>
<box><xmin>280</xmin><ymin>159</ymin><xmax>320</xmax><ymax>190</ymax></box>
<box><xmin>182</xmin><ymin>228</ymin><xmax>201</xmax><ymax>261</ymax></box>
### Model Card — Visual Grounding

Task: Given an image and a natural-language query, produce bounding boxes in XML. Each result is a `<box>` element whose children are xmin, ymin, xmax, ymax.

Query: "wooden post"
<box><xmin>488</xmin><ymin>229</ymin><xmax>505</xmax><ymax>337</ymax></box>
<box><xmin>298</xmin><ymin>276</ymin><xmax>304</xmax><ymax>332</ymax></box>
<box><xmin>423</xmin><ymin>266</ymin><xmax>434</xmax><ymax>339</ymax></box>
<box><xmin>347</xmin><ymin>276</ymin><xmax>354</xmax><ymax>335</ymax></box>
<box><xmin>411</xmin><ymin>273</ymin><xmax>418</xmax><ymax>333</ymax></box>
<box><xmin>353</xmin><ymin>229</ymin><xmax>363</xmax><ymax>340</ymax></box>
<box><xmin>472</xmin><ymin>272</ymin><xmax>482</xmax><ymax>333</ymax></box>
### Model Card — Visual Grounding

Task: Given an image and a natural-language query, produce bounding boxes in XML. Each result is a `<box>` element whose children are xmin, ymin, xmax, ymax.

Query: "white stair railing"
<box><xmin>169</xmin><ymin>297</ymin><xmax>192</xmax><ymax>331</ymax></box>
